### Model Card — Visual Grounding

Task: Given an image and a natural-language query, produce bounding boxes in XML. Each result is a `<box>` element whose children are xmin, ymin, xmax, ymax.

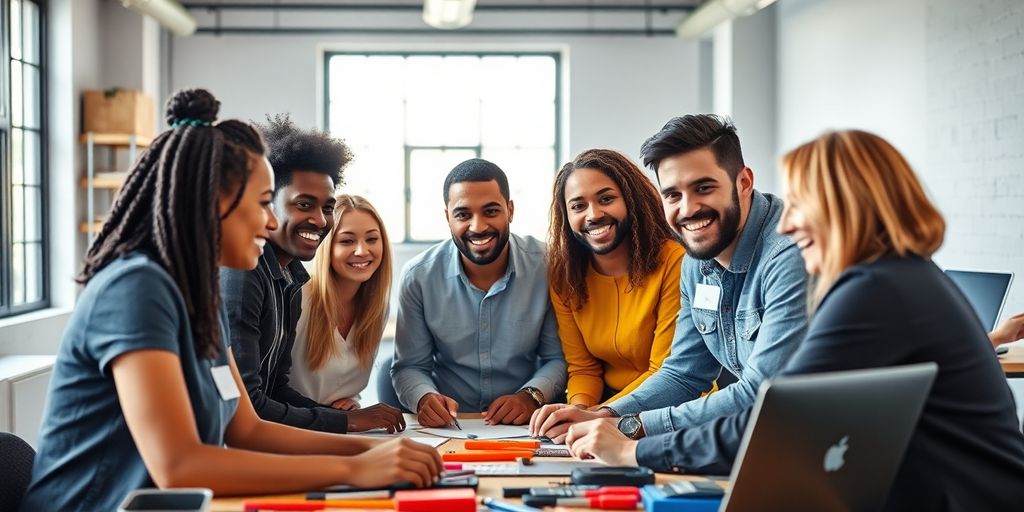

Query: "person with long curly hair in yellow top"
<box><xmin>530</xmin><ymin>149</ymin><xmax>685</xmax><ymax>443</ymax></box>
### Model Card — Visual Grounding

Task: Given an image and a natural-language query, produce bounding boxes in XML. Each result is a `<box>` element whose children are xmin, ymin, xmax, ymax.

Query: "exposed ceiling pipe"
<box><xmin>675</xmin><ymin>0</ymin><xmax>776</xmax><ymax>39</ymax></box>
<box><xmin>121</xmin><ymin>0</ymin><xmax>197</xmax><ymax>37</ymax></box>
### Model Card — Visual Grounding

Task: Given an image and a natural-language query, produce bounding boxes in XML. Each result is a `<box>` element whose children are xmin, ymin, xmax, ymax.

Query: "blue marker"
<box><xmin>481</xmin><ymin>497</ymin><xmax>543</xmax><ymax>512</ymax></box>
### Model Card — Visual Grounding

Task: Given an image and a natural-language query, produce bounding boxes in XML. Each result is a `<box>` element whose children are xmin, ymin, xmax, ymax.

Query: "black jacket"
<box><xmin>636</xmin><ymin>255</ymin><xmax>1024</xmax><ymax>511</ymax></box>
<box><xmin>220</xmin><ymin>243</ymin><xmax>349</xmax><ymax>433</ymax></box>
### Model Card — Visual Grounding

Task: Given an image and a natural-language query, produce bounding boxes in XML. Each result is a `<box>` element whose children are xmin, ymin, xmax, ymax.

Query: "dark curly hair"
<box><xmin>255</xmin><ymin>113</ymin><xmax>352</xmax><ymax>190</ymax></box>
<box><xmin>548</xmin><ymin>149</ymin><xmax>679</xmax><ymax>310</ymax></box>
<box><xmin>80</xmin><ymin>88</ymin><xmax>266</xmax><ymax>358</ymax></box>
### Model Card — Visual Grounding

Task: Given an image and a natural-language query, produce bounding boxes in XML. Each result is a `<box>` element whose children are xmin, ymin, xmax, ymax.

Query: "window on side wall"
<box><xmin>0</xmin><ymin>0</ymin><xmax>48</xmax><ymax>319</ymax></box>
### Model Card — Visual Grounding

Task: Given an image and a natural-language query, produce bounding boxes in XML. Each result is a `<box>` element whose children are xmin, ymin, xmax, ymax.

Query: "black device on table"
<box><xmin>118</xmin><ymin>489</ymin><xmax>212</xmax><ymax>511</ymax></box>
<box><xmin>570</xmin><ymin>466</ymin><xmax>656</xmax><ymax>486</ymax></box>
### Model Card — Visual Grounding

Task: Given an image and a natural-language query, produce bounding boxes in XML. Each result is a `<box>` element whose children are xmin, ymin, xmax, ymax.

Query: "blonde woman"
<box><xmin>291</xmin><ymin>195</ymin><xmax>392</xmax><ymax>410</ymax></box>
<box><xmin>565</xmin><ymin>130</ymin><xmax>1024</xmax><ymax>510</ymax></box>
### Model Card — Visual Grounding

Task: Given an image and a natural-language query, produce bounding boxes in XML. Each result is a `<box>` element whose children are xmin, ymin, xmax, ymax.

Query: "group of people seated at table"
<box><xmin>19</xmin><ymin>88</ymin><xmax>1024</xmax><ymax>511</ymax></box>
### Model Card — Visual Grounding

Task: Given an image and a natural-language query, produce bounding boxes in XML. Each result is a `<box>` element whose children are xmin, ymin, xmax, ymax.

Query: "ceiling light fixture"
<box><xmin>120</xmin><ymin>0</ymin><xmax>197</xmax><ymax>37</ymax></box>
<box><xmin>676</xmin><ymin>0</ymin><xmax>778</xmax><ymax>40</ymax></box>
<box><xmin>423</xmin><ymin>0</ymin><xmax>477</xmax><ymax>30</ymax></box>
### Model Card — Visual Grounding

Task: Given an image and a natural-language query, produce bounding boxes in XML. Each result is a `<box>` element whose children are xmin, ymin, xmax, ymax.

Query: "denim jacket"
<box><xmin>608</xmin><ymin>190</ymin><xmax>809</xmax><ymax>435</ymax></box>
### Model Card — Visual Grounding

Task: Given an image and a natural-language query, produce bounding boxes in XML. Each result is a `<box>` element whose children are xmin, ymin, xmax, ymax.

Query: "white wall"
<box><xmin>170</xmin><ymin>34</ymin><xmax>699</xmax><ymax>165</ymax></box>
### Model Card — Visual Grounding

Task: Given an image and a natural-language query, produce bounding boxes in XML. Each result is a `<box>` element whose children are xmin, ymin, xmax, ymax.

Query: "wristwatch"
<box><xmin>617</xmin><ymin>414</ymin><xmax>644</xmax><ymax>440</ymax></box>
<box><xmin>519</xmin><ymin>387</ymin><xmax>545</xmax><ymax>407</ymax></box>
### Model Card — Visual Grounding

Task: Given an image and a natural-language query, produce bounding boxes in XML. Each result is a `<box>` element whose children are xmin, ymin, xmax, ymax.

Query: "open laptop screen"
<box><xmin>944</xmin><ymin>270</ymin><xmax>1013</xmax><ymax>331</ymax></box>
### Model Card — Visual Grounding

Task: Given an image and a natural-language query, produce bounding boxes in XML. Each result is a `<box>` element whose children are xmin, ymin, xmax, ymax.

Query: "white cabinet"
<box><xmin>0</xmin><ymin>355</ymin><xmax>55</xmax><ymax>448</ymax></box>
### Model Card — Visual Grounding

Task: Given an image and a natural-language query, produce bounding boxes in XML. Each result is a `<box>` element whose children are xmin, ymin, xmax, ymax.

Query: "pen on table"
<box><xmin>305</xmin><ymin>490</ymin><xmax>391</xmax><ymax>500</ymax></box>
<box><xmin>522</xmin><ymin>494</ymin><xmax>639</xmax><ymax>510</ymax></box>
<box><xmin>481</xmin><ymin>496</ymin><xmax>543</xmax><ymax>512</ymax></box>
<box><xmin>242</xmin><ymin>498</ymin><xmax>395</xmax><ymax>510</ymax></box>
<box><xmin>451</xmin><ymin>412</ymin><xmax>463</xmax><ymax>430</ymax></box>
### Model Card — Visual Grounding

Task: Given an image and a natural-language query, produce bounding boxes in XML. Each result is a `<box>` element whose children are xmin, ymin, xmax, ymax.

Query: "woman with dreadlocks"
<box><xmin>21</xmin><ymin>89</ymin><xmax>441</xmax><ymax>512</ymax></box>
<box><xmin>529</xmin><ymin>149</ymin><xmax>685</xmax><ymax>443</ymax></box>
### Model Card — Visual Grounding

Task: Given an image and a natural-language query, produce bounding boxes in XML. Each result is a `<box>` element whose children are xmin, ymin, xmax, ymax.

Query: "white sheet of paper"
<box><xmin>408</xmin><ymin>436</ymin><xmax>449</xmax><ymax>448</ymax></box>
<box><xmin>417</xmin><ymin>419</ymin><xmax>531</xmax><ymax>440</ymax></box>
<box><xmin>693</xmin><ymin>283</ymin><xmax>721</xmax><ymax>311</ymax></box>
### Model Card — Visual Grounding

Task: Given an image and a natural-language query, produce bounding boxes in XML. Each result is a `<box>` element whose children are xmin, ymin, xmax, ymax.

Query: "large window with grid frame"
<box><xmin>1</xmin><ymin>0</ymin><xmax>47</xmax><ymax>318</ymax></box>
<box><xmin>325</xmin><ymin>51</ymin><xmax>560</xmax><ymax>242</ymax></box>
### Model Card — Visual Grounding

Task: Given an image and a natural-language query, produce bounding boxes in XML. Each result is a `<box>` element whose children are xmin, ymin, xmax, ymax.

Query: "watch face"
<box><xmin>618</xmin><ymin>415</ymin><xmax>640</xmax><ymax>437</ymax></box>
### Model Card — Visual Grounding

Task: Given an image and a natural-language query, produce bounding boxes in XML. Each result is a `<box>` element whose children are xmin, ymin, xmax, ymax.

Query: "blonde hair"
<box><xmin>303</xmin><ymin>194</ymin><xmax>393</xmax><ymax>370</ymax></box>
<box><xmin>781</xmin><ymin>130</ymin><xmax>945</xmax><ymax>304</ymax></box>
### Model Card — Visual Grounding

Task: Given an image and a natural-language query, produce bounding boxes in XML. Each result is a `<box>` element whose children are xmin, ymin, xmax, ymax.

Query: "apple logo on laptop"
<box><xmin>823</xmin><ymin>435</ymin><xmax>849</xmax><ymax>472</ymax></box>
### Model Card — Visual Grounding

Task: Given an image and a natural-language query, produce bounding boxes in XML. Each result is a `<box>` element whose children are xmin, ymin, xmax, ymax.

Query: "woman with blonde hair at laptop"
<box><xmin>566</xmin><ymin>130</ymin><xmax>1024</xmax><ymax>511</ymax></box>
<box><xmin>291</xmin><ymin>194</ymin><xmax>393</xmax><ymax>410</ymax></box>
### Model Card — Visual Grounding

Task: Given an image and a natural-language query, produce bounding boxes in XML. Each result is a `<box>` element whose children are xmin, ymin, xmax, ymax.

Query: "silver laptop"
<box><xmin>721</xmin><ymin>363</ymin><xmax>937</xmax><ymax>512</ymax></box>
<box><xmin>943</xmin><ymin>269</ymin><xmax>1014</xmax><ymax>331</ymax></box>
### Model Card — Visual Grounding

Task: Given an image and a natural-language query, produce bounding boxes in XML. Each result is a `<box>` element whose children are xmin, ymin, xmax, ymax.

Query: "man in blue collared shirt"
<box><xmin>545</xmin><ymin>115</ymin><xmax>808</xmax><ymax>444</ymax></box>
<box><xmin>391</xmin><ymin>159</ymin><xmax>567</xmax><ymax>427</ymax></box>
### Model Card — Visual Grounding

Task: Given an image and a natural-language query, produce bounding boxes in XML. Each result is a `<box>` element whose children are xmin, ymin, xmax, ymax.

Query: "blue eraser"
<box><xmin>641</xmin><ymin>484</ymin><xmax>722</xmax><ymax>512</ymax></box>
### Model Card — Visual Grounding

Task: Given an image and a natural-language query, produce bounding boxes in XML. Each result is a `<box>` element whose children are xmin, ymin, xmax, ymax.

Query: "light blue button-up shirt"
<box><xmin>391</xmin><ymin>234</ymin><xmax>567</xmax><ymax>412</ymax></box>
<box><xmin>608</xmin><ymin>191</ymin><xmax>809</xmax><ymax>435</ymax></box>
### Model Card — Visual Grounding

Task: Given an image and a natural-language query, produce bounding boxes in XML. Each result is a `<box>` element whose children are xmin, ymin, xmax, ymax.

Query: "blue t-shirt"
<box><xmin>21</xmin><ymin>253</ymin><xmax>239</xmax><ymax>512</ymax></box>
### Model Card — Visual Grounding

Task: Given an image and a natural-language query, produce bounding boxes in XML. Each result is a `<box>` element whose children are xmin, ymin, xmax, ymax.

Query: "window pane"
<box><xmin>25</xmin><ymin>243</ymin><xmax>41</xmax><ymax>303</ymax></box>
<box><xmin>24</xmin><ymin>186</ymin><xmax>41</xmax><ymax>242</ymax></box>
<box><xmin>12</xmin><ymin>128</ymin><xmax>23</xmax><ymax>184</ymax></box>
<box><xmin>23</xmin><ymin>65</ymin><xmax>40</xmax><ymax>128</ymax></box>
<box><xmin>481</xmin><ymin>100</ymin><xmax>555</xmax><ymax>147</ymax></box>
<box><xmin>12</xmin><ymin>243</ymin><xmax>25</xmax><ymax>305</ymax></box>
<box><xmin>22</xmin><ymin>0</ymin><xmax>39</xmax><ymax>65</ymax></box>
<box><xmin>11</xmin><ymin>61</ymin><xmax>22</xmax><ymax>126</ymax></box>
<box><xmin>409</xmin><ymin>148</ymin><xmax>477</xmax><ymax>241</ymax></box>
<box><xmin>481</xmin><ymin>147</ymin><xmax>556</xmax><ymax>239</ymax></box>
<box><xmin>338</xmin><ymin>144</ymin><xmax>406</xmax><ymax>242</ymax></box>
<box><xmin>12</xmin><ymin>185</ymin><xmax>24</xmax><ymax>242</ymax></box>
<box><xmin>23</xmin><ymin>129</ymin><xmax>39</xmax><ymax>185</ymax></box>
<box><xmin>481</xmin><ymin>56</ymin><xmax>556</xmax><ymax>103</ymax></box>
<box><xmin>10</xmin><ymin>0</ymin><xmax>22</xmax><ymax>61</ymax></box>
<box><xmin>405</xmin><ymin>56</ymin><xmax>480</xmax><ymax>146</ymax></box>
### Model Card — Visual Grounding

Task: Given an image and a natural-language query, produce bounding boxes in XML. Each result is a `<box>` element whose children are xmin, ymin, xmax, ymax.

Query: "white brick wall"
<box><xmin>926</xmin><ymin>0</ymin><xmax>1024</xmax><ymax>318</ymax></box>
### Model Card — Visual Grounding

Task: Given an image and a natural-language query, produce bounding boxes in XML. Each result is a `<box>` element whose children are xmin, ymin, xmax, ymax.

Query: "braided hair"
<box><xmin>79</xmin><ymin>89</ymin><xmax>266</xmax><ymax>358</ymax></box>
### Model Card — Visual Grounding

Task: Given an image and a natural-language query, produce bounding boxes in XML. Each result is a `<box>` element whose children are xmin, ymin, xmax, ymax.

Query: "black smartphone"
<box><xmin>118</xmin><ymin>489</ymin><xmax>212</xmax><ymax>511</ymax></box>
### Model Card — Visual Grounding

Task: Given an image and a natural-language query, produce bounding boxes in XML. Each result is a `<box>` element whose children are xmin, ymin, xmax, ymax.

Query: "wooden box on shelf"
<box><xmin>82</xmin><ymin>89</ymin><xmax>156</xmax><ymax>139</ymax></box>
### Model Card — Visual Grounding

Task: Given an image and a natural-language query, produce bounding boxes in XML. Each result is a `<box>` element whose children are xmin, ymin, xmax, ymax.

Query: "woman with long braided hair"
<box><xmin>21</xmin><ymin>89</ymin><xmax>440</xmax><ymax>512</ymax></box>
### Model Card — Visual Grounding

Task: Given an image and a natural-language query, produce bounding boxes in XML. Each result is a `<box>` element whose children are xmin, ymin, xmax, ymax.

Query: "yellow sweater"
<box><xmin>551</xmin><ymin>241</ymin><xmax>685</xmax><ymax>407</ymax></box>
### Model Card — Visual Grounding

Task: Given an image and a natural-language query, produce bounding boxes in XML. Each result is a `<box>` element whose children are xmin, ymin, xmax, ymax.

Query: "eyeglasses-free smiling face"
<box><xmin>657</xmin><ymin>148</ymin><xmax>743</xmax><ymax>261</ymax></box>
<box><xmin>219</xmin><ymin>154</ymin><xmax>278</xmax><ymax>270</ymax></box>
<box><xmin>563</xmin><ymin>168</ymin><xmax>631</xmax><ymax>256</ymax></box>
<box><xmin>777</xmin><ymin>192</ymin><xmax>823</xmax><ymax>276</ymax></box>
<box><xmin>269</xmin><ymin>170</ymin><xmax>337</xmax><ymax>262</ymax></box>
<box><xmin>445</xmin><ymin>179</ymin><xmax>513</xmax><ymax>267</ymax></box>
<box><xmin>330</xmin><ymin>209</ymin><xmax>384</xmax><ymax>284</ymax></box>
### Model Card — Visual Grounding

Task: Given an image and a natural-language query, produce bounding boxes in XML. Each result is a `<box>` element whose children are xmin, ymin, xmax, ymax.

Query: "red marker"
<box><xmin>522</xmin><ymin>494</ymin><xmax>639</xmax><ymax>510</ymax></box>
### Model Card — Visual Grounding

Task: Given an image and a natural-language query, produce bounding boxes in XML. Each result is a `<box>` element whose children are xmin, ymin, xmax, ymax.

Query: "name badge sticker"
<box><xmin>693</xmin><ymin>283</ymin><xmax>721</xmax><ymax>311</ymax></box>
<box><xmin>210</xmin><ymin>365</ymin><xmax>241</xmax><ymax>401</ymax></box>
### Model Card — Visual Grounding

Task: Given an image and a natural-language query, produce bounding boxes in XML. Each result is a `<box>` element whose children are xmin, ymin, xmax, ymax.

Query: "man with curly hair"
<box><xmin>221</xmin><ymin>114</ymin><xmax>404</xmax><ymax>434</ymax></box>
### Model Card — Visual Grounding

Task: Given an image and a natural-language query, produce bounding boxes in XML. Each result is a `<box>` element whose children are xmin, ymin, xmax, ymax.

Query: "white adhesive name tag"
<box><xmin>210</xmin><ymin>365</ymin><xmax>241</xmax><ymax>401</ymax></box>
<box><xmin>693</xmin><ymin>283</ymin><xmax>721</xmax><ymax>311</ymax></box>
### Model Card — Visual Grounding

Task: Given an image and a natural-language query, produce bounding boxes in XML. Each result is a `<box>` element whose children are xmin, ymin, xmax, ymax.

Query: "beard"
<box><xmin>677</xmin><ymin>185</ymin><xmax>741</xmax><ymax>260</ymax></box>
<box><xmin>571</xmin><ymin>215</ymin><xmax>632</xmax><ymax>256</ymax></box>
<box><xmin>452</xmin><ymin>227</ymin><xmax>510</xmax><ymax>266</ymax></box>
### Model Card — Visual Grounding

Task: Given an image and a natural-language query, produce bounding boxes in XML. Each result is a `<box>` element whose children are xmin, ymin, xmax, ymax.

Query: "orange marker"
<box><xmin>442</xmin><ymin>449</ymin><xmax>535</xmax><ymax>462</ymax></box>
<box><xmin>465</xmin><ymin>439</ymin><xmax>541</xmax><ymax>450</ymax></box>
